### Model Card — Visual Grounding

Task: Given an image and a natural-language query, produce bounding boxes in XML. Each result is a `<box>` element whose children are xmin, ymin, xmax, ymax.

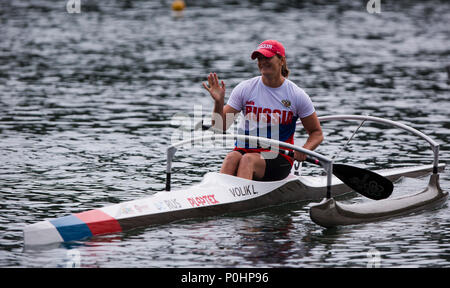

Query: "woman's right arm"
<box><xmin>203</xmin><ymin>73</ymin><xmax>240</xmax><ymax>132</ymax></box>
<box><xmin>217</xmin><ymin>104</ymin><xmax>240</xmax><ymax>132</ymax></box>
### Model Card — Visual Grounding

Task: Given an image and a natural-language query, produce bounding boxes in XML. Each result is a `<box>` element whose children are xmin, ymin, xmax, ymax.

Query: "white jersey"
<box><xmin>227</xmin><ymin>76</ymin><xmax>315</xmax><ymax>148</ymax></box>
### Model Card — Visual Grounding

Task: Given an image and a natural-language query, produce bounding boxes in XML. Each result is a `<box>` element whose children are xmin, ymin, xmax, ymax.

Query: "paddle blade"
<box><xmin>333</xmin><ymin>164</ymin><xmax>393</xmax><ymax>200</ymax></box>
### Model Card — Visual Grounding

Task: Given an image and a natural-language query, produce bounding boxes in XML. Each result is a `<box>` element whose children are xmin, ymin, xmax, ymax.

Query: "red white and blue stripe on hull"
<box><xmin>42</xmin><ymin>209</ymin><xmax>122</xmax><ymax>244</ymax></box>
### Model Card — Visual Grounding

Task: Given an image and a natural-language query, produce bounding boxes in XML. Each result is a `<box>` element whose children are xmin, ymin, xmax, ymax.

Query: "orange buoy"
<box><xmin>171</xmin><ymin>0</ymin><xmax>186</xmax><ymax>11</ymax></box>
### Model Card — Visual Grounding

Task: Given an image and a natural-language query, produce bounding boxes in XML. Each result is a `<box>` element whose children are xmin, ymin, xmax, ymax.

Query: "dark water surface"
<box><xmin>0</xmin><ymin>0</ymin><xmax>449</xmax><ymax>267</ymax></box>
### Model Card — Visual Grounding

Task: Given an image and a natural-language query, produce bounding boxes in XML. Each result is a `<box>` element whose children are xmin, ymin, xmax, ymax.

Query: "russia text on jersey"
<box><xmin>244</xmin><ymin>105</ymin><xmax>294</xmax><ymax>125</ymax></box>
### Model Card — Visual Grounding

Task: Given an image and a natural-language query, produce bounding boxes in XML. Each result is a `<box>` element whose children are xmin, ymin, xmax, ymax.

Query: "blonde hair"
<box><xmin>277</xmin><ymin>55</ymin><xmax>290</xmax><ymax>78</ymax></box>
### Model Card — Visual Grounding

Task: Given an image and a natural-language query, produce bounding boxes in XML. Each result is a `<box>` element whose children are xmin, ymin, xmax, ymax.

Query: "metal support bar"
<box><xmin>165</xmin><ymin>134</ymin><xmax>333</xmax><ymax>192</ymax></box>
<box><xmin>314</xmin><ymin>115</ymin><xmax>440</xmax><ymax>173</ymax></box>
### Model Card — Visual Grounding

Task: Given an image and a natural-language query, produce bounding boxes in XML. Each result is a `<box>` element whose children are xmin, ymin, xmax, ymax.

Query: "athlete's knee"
<box><xmin>224</xmin><ymin>151</ymin><xmax>242</xmax><ymax>164</ymax></box>
<box><xmin>238</xmin><ymin>153</ymin><xmax>266</xmax><ymax>179</ymax></box>
<box><xmin>221</xmin><ymin>151</ymin><xmax>242</xmax><ymax>174</ymax></box>
<box><xmin>239</xmin><ymin>153</ymin><xmax>260</xmax><ymax>167</ymax></box>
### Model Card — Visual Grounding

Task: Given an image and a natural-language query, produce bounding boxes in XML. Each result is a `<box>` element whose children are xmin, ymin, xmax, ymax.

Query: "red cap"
<box><xmin>251</xmin><ymin>40</ymin><xmax>286</xmax><ymax>59</ymax></box>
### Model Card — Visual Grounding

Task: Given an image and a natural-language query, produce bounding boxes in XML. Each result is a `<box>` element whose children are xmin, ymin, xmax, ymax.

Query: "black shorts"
<box><xmin>236</xmin><ymin>150</ymin><xmax>292</xmax><ymax>181</ymax></box>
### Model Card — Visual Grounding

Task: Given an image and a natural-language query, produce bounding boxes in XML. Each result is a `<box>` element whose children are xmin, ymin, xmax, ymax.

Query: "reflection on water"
<box><xmin>0</xmin><ymin>0</ymin><xmax>449</xmax><ymax>267</ymax></box>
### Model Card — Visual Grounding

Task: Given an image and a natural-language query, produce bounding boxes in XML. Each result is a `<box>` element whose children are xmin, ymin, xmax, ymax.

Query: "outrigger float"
<box><xmin>308</xmin><ymin>115</ymin><xmax>447</xmax><ymax>227</ymax></box>
<box><xmin>23</xmin><ymin>115</ymin><xmax>447</xmax><ymax>246</ymax></box>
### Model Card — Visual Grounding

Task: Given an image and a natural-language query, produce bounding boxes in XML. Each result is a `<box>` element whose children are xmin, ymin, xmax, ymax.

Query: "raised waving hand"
<box><xmin>202</xmin><ymin>73</ymin><xmax>226</xmax><ymax>103</ymax></box>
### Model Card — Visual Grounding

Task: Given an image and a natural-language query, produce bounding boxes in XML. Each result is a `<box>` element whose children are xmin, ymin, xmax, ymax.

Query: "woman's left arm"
<box><xmin>294</xmin><ymin>112</ymin><xmax>324</xmax><ymax>161</ymax></box>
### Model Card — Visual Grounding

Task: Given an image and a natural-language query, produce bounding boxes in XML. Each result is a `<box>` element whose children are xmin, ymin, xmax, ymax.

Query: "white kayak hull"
<box><xmin>23</xmin><ymin>164</ymin><xmax>442</xmax><ymax>246</ymax></box>
<box><xmin>23</xmin><ymin>172</ymin><xmax>330</xmax><ymax>246</ymax></box>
